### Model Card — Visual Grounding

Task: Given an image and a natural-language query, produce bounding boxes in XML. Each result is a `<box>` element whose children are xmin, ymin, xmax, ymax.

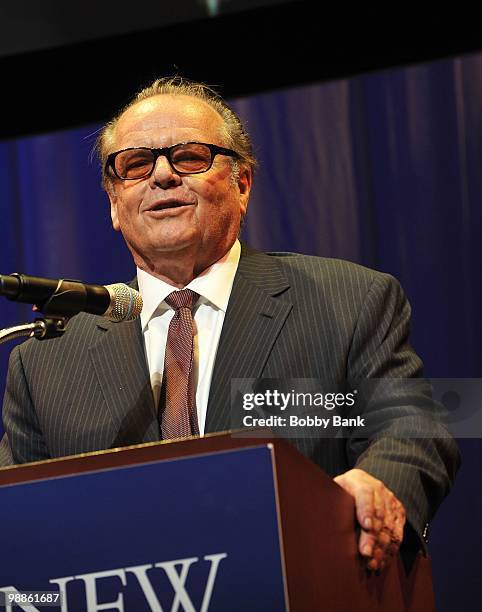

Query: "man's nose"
<box><xmin>149</xmin><ymin>155</ymin><xmax>182</xmax><ymax>188</ymax></box>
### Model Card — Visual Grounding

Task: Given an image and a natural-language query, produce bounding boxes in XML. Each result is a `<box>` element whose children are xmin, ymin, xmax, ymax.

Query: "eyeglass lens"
<box><xmin>114</xmin><ymin>143</ymin><xmax>213</xmax><ymax>179</ymax></box>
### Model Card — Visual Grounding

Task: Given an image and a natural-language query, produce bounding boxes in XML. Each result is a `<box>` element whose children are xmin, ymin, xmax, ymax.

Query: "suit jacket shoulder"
<box><xmin>0</xmin><ymin>310</ymin><xmax>157</xmax><ymax>464</ymax></box>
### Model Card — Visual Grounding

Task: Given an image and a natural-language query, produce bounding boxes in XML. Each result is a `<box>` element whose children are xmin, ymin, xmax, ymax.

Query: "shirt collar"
<box><xmin>138</xmin><ymin>239</ymin><xmax>241</xmax><ymax>330</ymax></box>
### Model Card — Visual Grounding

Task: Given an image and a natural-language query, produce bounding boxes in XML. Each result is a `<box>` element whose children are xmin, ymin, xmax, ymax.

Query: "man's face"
<box><xmin>107</xmin><ymin>94</ymin><xmax>251</xmax><ymax>273</ymax></box>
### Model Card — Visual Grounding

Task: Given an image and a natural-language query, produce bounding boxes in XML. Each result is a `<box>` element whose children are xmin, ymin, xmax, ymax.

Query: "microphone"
<box><xmin>0</xmin><ymin>273</ymin><xmax>143</xmax><ymax>322</ymax></box>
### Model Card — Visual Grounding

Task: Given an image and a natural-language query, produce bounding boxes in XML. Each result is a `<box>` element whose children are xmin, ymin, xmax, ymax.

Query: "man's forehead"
<box><xmin>117</xmin><ymin>94</ymin><xmax>223</xmax><ymax>131</ymax></box>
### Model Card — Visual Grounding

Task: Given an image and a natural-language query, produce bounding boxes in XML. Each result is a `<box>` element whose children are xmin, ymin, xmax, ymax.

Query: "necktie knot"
<box><xmin>165</xmin><ymin>289</ymin><xmax>199</xmax><ymax>311</ymax></box>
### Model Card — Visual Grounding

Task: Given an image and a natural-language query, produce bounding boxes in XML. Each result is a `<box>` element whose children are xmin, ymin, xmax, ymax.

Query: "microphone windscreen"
<box><xmin>104</xmin><ymin>284</ymin><xmax>143</xmax><ymax>322</ymax></box>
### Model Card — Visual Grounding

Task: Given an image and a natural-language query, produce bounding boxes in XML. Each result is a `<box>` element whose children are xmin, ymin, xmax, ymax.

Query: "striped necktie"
<box><xmin>160</xmin><ymin>289</ymin><xmax>200</xmax><ymax>439</ymax></box>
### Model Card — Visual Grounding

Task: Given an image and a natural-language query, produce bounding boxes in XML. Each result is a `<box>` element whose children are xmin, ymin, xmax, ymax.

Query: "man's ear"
<box><xmin>237</xmin><ymin>166</ymin><xmax>252</xmax><ymax>217</ymax></box>
<box><xmin>107</xmin><ymin>190</ymin><xmax>121</xmax><ymax>232</ymax></box>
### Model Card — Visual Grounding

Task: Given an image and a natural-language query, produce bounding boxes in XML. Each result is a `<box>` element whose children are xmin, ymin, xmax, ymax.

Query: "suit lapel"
<box><xmin>89</xmin><ymin>317</ymin><xmax>158</xmax><ymax>446</ymax></box>
<box><xmin>205</xmin><ymin>245</ymin><xmax>292</xmax><ymax>433</ymax></box>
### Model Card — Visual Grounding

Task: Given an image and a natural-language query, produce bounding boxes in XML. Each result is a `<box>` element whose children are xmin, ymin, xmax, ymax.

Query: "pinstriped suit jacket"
<box><xmin>0</xmin><ymin>245</ymin><xmax>459</xmax><ymax>546</ymax></box>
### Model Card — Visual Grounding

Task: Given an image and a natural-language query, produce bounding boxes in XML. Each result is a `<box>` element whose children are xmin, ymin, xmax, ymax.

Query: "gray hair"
<box><xmin>95</xmin><ymin>76</ymin><xmax>257</xmax><ymax>190</ymax></box>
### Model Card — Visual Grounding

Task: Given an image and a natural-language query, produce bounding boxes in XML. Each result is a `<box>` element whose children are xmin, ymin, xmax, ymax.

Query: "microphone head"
<box><xmin>104</xmin><ymin>284</ymin><xmax>143</xmax><ymax>322</ymax></box>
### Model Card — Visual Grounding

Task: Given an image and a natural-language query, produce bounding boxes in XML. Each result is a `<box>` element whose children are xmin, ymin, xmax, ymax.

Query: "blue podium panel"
<box><xmin>0</xmin><ymin>446</ymin><xmax>287</xmax><ymax>611</ymax></box>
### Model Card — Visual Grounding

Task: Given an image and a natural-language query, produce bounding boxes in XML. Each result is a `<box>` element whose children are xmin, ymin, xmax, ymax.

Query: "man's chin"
<box><xmin>126</xmin><ymin>234</ymin><xmax>200</xmax><ymax>262</ymax></box>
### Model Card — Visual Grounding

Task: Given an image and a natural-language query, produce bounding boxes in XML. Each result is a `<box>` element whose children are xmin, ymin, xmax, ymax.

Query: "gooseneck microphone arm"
<box><xmin>0</xmin><ymin>319</ymin><xmax>68</xmax><ymax>345</ymax></box>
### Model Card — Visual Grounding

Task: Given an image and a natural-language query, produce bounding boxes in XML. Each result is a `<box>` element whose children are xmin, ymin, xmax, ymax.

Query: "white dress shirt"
<box><xmin>137</xmin><ymin>240</ymin><xmax>241</xmax><ymax>435</ymax></box>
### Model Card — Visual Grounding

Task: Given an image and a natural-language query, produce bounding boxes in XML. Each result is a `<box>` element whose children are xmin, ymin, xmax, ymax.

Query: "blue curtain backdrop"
<box><xmin>0</xmin><ymin>53</ymin><xmax>480</xmax><ymax>609</ymax></box>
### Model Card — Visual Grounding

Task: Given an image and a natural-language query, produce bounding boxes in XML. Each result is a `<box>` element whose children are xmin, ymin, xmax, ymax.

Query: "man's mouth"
<box><xmin>147</xmin><ymin>200</ymin><xmax>194</xmax><ymax>212</ymax></box>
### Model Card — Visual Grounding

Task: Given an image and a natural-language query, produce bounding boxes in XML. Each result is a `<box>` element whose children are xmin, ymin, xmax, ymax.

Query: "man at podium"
<box><xmin>0</xmin><ymin>77</ymin><xmax>459</xmax><ymax>573</ymax></box>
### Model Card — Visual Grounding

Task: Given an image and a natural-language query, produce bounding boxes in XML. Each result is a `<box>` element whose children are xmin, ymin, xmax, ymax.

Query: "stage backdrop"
<box><xmin>0</xmin><ymin>53</ymin><xmax>481</xmax><ymax>610</ymax></box>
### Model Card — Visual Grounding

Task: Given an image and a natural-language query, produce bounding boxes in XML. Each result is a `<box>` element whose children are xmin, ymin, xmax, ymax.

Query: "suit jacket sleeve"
<box><xmin>0</xmin><ymin>344</ymin><xmax>50</xmax><ymax>465</ymax></box>
<box><xmin>345</xmin><ymin>272</ymin><xmax>460</xmax><ymax>542</ymax></box>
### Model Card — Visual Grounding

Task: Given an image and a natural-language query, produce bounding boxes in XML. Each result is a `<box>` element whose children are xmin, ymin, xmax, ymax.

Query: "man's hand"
<box><xmin>333</xmin><ymin>468</ymin><xmax>406</xmax><ymax>571</ymax></box>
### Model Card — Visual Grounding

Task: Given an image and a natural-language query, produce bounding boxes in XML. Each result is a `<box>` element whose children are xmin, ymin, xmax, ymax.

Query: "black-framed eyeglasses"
<box><xmin>105</xmin><ymin>142</ymin><xmax>240</xmax><ymax>180</ymax></box>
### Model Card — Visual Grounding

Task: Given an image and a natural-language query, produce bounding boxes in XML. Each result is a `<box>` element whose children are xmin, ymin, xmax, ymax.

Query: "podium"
<box><xmin>0</xmin><ymin>432</ymin><xmax>434</xmax><ymax>611</ymax></box>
